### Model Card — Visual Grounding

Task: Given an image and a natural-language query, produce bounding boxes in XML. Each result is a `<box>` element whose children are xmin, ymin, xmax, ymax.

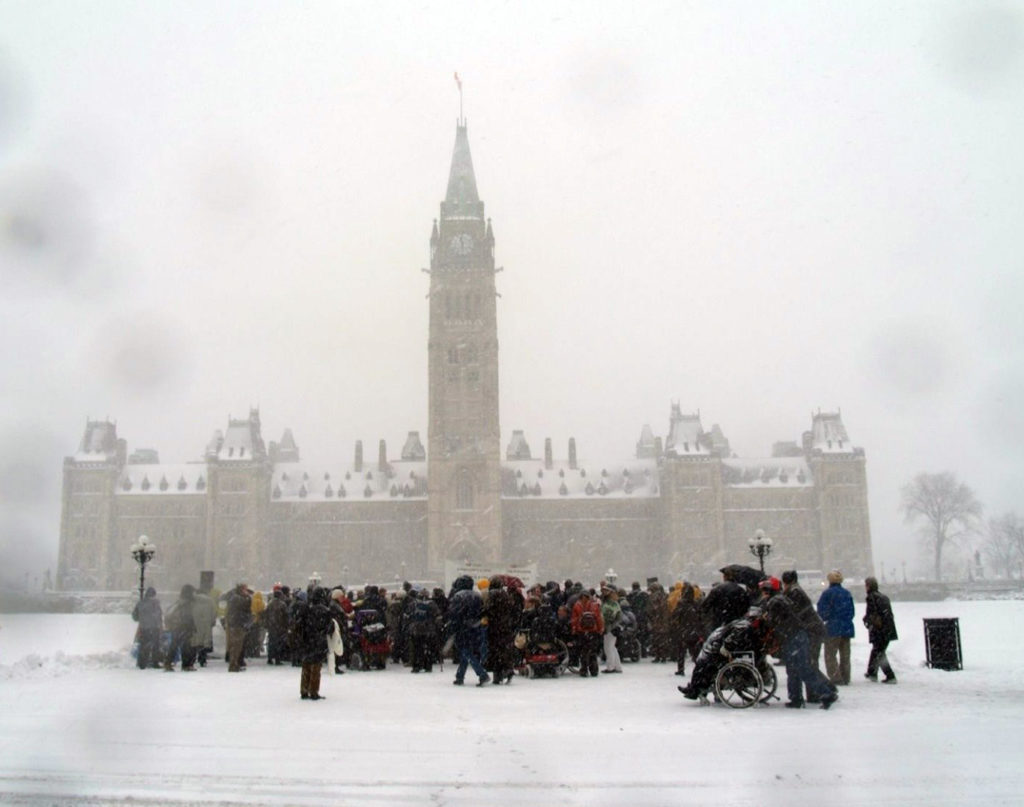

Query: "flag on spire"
<box><xmin>454</xmin><ymin>72</ymin><xmax>462</xmax><ymax>91</ymax></box>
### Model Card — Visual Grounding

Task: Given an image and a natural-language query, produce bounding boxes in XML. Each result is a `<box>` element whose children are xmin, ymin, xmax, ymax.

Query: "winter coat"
<box><xmin>485</xmin><ymin>587</ymin><xmax>518</xmax><ymax>672</ymax></box>
<box><xmin>407</xmin><ymin>598</ymin><xmax>441</xmax><ymax>638</ymax></box>
<box><xmin>447</xmin><ymin>580</ymin><xmax>483</xmax><ymax>641</ymax></box>
<box><xmin>132</xmin><ymin>592</ymin><xmax>162</xmax><ymax>632</ymax></box>
<box><xmin>292</xmin><ymin>589</ymin><xmax>334</xmax><ymax>664</ymax></box>
<box><xmin>601</xmin><ymin>599</ymin><xmax>623</xmax><ymax>635</ymax></box>
<box><xmin>672</xmin><ymin>590</ymin><xmax>704</xmax><ymax>643</ymax></box>
<box><xmin>164</xmin><ymin>598</ymin><xmax>196</xmax><ymax>637</ymax></box>
<box><xmin>784</xmin><ymin>584</ymin><xmax>826</xmax><ymax>640</ymax></box>
<box><xmin>251</xmin><ymin>591</ymin><xmax>266</xmax><ymax>620</ymax></box>
<box><xmin>762</xmin><ymin>594</ymin><xmax>803</xmax><ymax>647</ymax></box>
<box><xmin>626</xmin><ymin>588</ymin><xmax>650</xmax><ymax>626</ymax></box>
<box><xmin>264</xmin><ymin>594</ymin><xmax>290</xmax><ymax>636</ymax></box>
<box><xmin>225</xmin><ymin>589</ymin><xmax>253</xmax><ymax>630</ymax></box>
<box><xmin>190</xmin><ymin>592</ymin><xmax>217</xmax><ymax>648</ymax></box>
<box><xmin>816</xmin><ymin>583</ymin><xmax>856</xmax><ymax>638</ymax></box>
<box><xmin>864</xmin><ymin>590</ymin><xmax>898</xmax><ymax>643</ymax></box>
<box><xmin>700</xmin><ymin>581</ymin><xmax>750</xmax><ymax>631</ymax></box>
<box><xmin>571</xmin><ymin>598</ymin><xmax>604</xmax><ymax>635</ymax></box>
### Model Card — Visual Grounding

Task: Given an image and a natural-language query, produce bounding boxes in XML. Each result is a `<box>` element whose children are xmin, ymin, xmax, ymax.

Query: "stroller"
<box><xmin>616</xmin><ymin>605</ymin><xmax>642</xmax><ymax>663</ymax></box>
<box><xmin>517</xmin><ymin>606</ymin><xmax>569</xmax><ymax>678</ymax></box>
<box><xmin>349</xmin><ymin>609</ymin><xmax>390</xmax><ymax>670</ymax></box>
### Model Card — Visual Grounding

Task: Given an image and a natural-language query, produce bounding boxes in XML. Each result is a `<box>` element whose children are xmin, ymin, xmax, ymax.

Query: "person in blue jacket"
<box><xmin>816</xmin><ymin>569</ymin><xmax>855</xmax><ymax>686</ymax></box>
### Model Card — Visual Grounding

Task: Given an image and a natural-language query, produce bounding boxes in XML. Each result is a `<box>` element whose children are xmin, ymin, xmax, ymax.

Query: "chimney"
<box><xmin>568</xmin><ymin>437</ymin><xmax>577</xmax><ymax>470</ymax></box>
<box><xmin>544</xmin><ymin>437</ymin><xmax>553</xmax><ymax>470</ymax></box>
<box><xmin>378</xmin><ymin>439</ymin><xmax>387</xmax><ymax>472</ymax></box>
<box><xmin>354</xmin><ymin>440</ymin><xmax>363</xmax><ymax>472</ymax></box>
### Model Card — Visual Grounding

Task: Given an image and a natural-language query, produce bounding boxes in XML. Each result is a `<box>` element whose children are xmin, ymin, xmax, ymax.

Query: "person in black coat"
<box><xmin>163</xmin><ymin>584</ymin><xmax>198</xmax><ymax>671</ymax></box>
<box><xmin>407</xmin><ymin>590</ymin><xmax>442</xmax><ymax>673</ymax></box>
<box><xmin>700</xmin><ymin>571</ymin><xmax>750</xmax><ymax>633</ymax></box>
<box><xmin>672</xmin><ymin>583</ymin><xmax>704</xmax><ymax>676</ymax></box>
<box><xmin>132</xmin><ymin>587</ymin><xmax>163</xmax><ymax>669</ymax></box>
<box><xmin>760</xmin><ymin>578</ymin><xmax>837</xmax><ymax>709</ymax></box>
<box><xmin>446</xmin><ymin>575</ymin><xmax>489</xmax><ymax>686</ymax></box>
<box><xmin>863</xmin><ymin>577</ymin><xmax>898</xmax><ymax>683</ymax></box>
<box><xmin>292</xmin><ymin>586</ymin><xmax>334</xmax><ymax>700</ymax></box>
<box><xmin>264</xmin><ymin>589</ymin><xmax>291</xmax><ymax>665</ymax></box>
<box><xmin>484</xmin><ymin>578</ymin><xmax>518</xmax><ymax>684</ymax></box>
<box><xmin>782</xmin><ymin>570</ymin><xmax>828</xmax><ymax>698</ymax></box>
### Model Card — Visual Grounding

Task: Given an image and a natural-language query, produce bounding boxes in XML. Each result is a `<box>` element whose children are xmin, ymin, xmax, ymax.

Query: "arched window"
<box><xmin>456</xmin><ymin>472</ymin><xmax>474</xmax><ymax>510</ymax></box>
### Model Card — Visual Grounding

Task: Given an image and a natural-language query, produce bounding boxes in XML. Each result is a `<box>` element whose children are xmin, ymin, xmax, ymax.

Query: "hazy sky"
<box><xmin>1</xmin><ymin>1</ymin><xmax>1022</xmax><ymax>583</ymax></box>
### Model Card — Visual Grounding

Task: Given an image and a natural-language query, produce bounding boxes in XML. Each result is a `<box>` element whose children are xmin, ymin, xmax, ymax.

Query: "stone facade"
<box><xmin>57</xmin><ymin>121</ymin><xmax>874</xmax><ymax>592</ymax></box>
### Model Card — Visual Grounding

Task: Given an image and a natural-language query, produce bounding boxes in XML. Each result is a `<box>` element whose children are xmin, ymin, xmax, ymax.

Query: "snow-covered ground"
<box><xmin>0</xmin><ymin>600</ymin><xmax>1021</xmax><ymax>806</ymax></box>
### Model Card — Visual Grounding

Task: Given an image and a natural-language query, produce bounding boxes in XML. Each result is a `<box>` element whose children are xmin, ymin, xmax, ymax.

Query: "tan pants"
<box><xmin>823</xmin><ymin>636</ymin><xmax>851</xmax><ymax>685</ymax></box>
<box><xmin>301</xmin><ymin>662</ymin><xmax>322</xmax><ymax>697</ymax></box>
<box><xmin>227</xmin><ymin>627</ymin><xmax>246</xmax><ymax>672</ymax></box>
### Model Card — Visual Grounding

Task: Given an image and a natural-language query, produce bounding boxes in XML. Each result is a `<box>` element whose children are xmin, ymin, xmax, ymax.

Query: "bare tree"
<box><xmin>900</xmin><ymin>472</ymin><xmax>982</xmax><ymax>581</ymax></box>
<box><xmin>985</xmin><ymin>512</ymin><xmax>1024</xmax><ymax>579</ymax></box>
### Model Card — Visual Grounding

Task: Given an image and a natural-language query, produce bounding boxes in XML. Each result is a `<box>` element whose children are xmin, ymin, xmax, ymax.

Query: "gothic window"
<box><xmin>463</xmin><ymin>344</ymin><xmax>477</xmax><ymax>364</ymax></box>
<box><xmin>447</xmin><ymin>347</ymin><xmax>459</xmax><ymax>364</ymax></box>
<box><xmin>464</xmin><ymin>293</ymin><xmax>471</xmax><ymax>320</ymax></box>
<box><xmin>473</xmin><ymin>294</ymin><xmax>481</xmax><ymax>318</ymax></box>
<box><xmin>456</xmin><ymin>472</ymin><xmax>474</xmax><ymax>510</ymax></box>
<box><xmin>445</xmin><ymin>293</ymin><xmax>452</xmax><ymax>319</ymax></box>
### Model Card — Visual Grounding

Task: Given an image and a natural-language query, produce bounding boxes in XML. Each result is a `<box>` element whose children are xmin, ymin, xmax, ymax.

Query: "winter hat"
<box><xmin>477</xmin><ymin>578</ymin><xmax>490</xmax><ymax>590</ymax></box>
<box><xmin>759</xmin><ymin>577</ymin><xmax>781</xmax><ymax>593</ymax></box>
<box><xmin>827</xmin><ymin>569</ymin><xmax>844</xmax><ymax>584</ymax></box>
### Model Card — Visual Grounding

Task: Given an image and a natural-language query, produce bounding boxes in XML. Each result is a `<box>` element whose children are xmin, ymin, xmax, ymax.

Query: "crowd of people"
<box><xmin>130</xmin><ymin>567</ymin><xmax>899</xmax><ymax>707</ymax></box>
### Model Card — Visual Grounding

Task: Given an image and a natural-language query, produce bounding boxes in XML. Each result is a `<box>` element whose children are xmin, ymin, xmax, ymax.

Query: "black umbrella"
<box><xmin>719</xmin><ymin>564</ymin><xmax>767</xmax><ymax>589</ymax></box>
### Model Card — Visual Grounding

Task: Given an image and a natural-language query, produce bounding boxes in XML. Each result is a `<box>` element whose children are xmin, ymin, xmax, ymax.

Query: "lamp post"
<box><xmin>130</xmin><ymin>535</ymin><xmax>157</xmax><ymax>601</ymax></box>
<box><xmin>605</xmin><ymin>568</ymin><xmax>618</xmax><ymax>588</ymax></box>
<box><xmin>748</xmin><ymin>529</ymin><xmax>773</xmax><ymax>574</ymax></box>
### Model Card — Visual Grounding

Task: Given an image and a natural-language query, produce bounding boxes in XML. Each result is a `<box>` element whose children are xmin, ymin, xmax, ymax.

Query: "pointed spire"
<box><xmin>441</xmin><ymin>123</ymin><xmax>484</xmax><ymax>220</ymax></box>
<box><xmin>445</xmin><ymin>123</ymin><xmax>479</xmax><ymax>205</ymax></box>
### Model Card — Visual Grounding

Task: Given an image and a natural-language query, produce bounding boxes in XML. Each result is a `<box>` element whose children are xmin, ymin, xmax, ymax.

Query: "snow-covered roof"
<box><xmin>665</xmin><ymin>407</ymin><xmax>710</xmax><ymax>457</ymax></box>
<box><xmin>72</xmin><ymin>421</ymin><xmax>119</xmax><ymax>463</ymax></box>
<box><xmin>720</xmin><ymin>457</ymin><xmax>812</xmax><ymax>487</ymax></box>
<box><xmin>116</xmin><ymin>464</ymin><xmax>207</xmax><ymax>495</ymax></box>
<box><xmin>502</xmin><ymin>457</ymin><xmax>660</xmax><ymax>499</ymax></box>
<box><xmin>217</xmin><ymin>421</ymin><xmax>257</xmax><ymax>461</ymax></box>
<box><xmin>810</xmin><ymin>412</ymin><xmax>853</xmax><ymax>453</ymax></box>
<box><xmin>271</xmin><ymin>461</ymin><xmax>429</xmax><ymax>501</ymax></box>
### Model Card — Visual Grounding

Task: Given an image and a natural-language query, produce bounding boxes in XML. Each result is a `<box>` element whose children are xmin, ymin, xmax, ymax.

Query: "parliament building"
<box><xmin>57</xmin><ymin>120</ymin><xmax>875</xmax><ymax>591</ymax></box>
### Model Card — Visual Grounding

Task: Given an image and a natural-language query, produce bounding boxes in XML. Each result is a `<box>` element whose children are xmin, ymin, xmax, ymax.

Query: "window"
<box><xmin>456</xmin><ymin>473</ymin><xmax>474</xmax><ymax>510</ymax></box>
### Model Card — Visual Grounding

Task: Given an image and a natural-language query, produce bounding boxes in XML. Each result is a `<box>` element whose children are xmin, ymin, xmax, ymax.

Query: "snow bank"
<box><xmin>0</xmin><ymin>601</ymin><xmax>1021</xmax><ymax>806</ymax></box>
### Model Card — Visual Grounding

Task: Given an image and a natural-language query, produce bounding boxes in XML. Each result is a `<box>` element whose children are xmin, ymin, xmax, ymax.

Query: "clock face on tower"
<box><xmin>449</xmin><ymin>233</ymin><xmax>473</xmax><ymax>256</ymax></box>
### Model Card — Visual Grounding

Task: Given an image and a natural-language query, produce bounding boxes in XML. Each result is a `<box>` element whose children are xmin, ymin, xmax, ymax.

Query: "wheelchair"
<box><xmin>713</xmin><ymin>651</ymin><xmax>778</xmax><ymax>708</ymax></box>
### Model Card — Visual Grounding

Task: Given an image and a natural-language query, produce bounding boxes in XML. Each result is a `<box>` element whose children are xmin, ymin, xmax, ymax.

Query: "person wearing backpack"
<box><xmin>571</xmin><ymin>590</ymin><xmax>604</xmax><ymax>677</ymax></box>
<box><xmin>408</xmin><ymin>590</ymin><xmax>441</xmax><ymax>673</ymax></box>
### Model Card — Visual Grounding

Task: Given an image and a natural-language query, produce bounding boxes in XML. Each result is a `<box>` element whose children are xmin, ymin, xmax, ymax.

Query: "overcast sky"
<box><xmin>1</xmin><ymin>1</ymin><xmax>1022</xmax><ymax>583</ymax></box>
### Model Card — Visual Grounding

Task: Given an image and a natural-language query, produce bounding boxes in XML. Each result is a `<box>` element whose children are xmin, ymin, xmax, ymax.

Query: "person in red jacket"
<box><xmin>571</xmin><ymin>590</ymin><xmax>605</xmax><ymax>678</ymax></box>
